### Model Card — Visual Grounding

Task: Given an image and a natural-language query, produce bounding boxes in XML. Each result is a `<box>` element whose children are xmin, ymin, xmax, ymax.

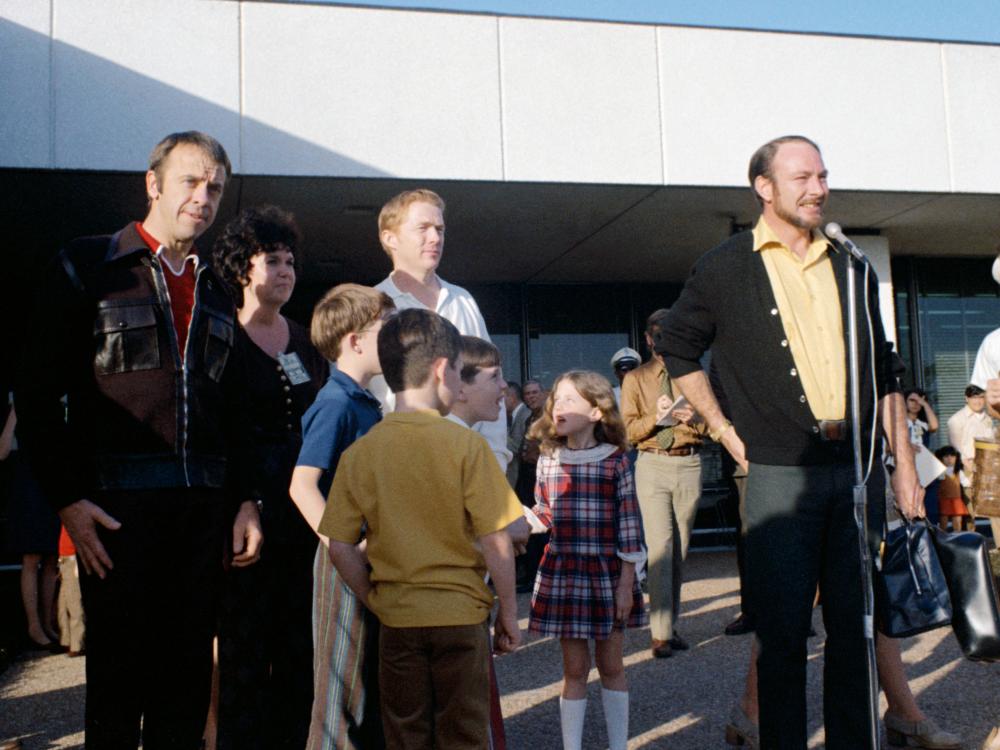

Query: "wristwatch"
<box><xmin>709</xmin><ymin>419</ymin><xmax>733</xmax><ymax>442</ymax></box>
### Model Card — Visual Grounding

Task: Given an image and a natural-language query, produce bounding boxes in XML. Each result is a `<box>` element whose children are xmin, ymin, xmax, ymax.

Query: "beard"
<box><xmin>772</xmin><ymin>184</ymin><xmax>824</xmax><ymax>230</ymax></box>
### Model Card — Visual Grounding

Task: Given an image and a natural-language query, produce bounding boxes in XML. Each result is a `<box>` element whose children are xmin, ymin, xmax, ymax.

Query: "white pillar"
<box><xmin>857</xmin><ymin>236</ymin><xmax>898</xmax><ymax>351</ymax></box>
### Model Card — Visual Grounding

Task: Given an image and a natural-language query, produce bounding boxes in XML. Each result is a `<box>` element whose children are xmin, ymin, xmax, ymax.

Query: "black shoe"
<box><xmin>724</xmin><ymin>613</ymin><xmax>755</xmax><ymax>636</ymax></box>
<box><xmin>651</xmin><ymin>639</ymin><xmax>673</xmax><ymax>658</ymax></box>
<box><xmin>667</xmin><ymin>634</ymin><xmax>689</xmax><ymax>651</ymax></box>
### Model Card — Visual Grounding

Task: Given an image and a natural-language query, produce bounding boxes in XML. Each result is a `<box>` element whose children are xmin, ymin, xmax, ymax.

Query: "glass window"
<box><xmin>899</xmin><ymin>257</ymin><xmax>1000</xmax><ymax>450</ymax></box>
<box><xmin>525</xmin><ymin>285</ymin><xmax>631</xmax><ymax>387</ymax></box>
<box><xmin>466</xmin><ymin>283</ymin><xmax>524</xmax><ymax>383</ymax></box>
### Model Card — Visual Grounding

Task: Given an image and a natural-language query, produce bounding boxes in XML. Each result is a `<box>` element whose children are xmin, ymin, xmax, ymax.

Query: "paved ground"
<box><xmin>1</xmin><ymin>551</ymin><xmax>998</xmax><ymax>749</ymax></box>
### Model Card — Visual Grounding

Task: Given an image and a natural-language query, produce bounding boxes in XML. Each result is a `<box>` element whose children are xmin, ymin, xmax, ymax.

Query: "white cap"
<box><xmin>610</xmin><ymin>347</ymin><xmax>641</xmax><ymax>368</ymax></box>
<box><xmin>992</xmin><ymin>255</ymin><xmax>1000</xmax><ymax>285</ymax></box>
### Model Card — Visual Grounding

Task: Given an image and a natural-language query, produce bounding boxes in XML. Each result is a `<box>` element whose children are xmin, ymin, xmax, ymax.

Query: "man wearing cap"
<box><xmin>610</xmin><ymin>347</ymin><xmax>641</xmax><ymax>407</ymax></box>
<box><xmin>621</xmin><ymin>309</ymin><xmax>704</xmax><ymax>659</ymax></box>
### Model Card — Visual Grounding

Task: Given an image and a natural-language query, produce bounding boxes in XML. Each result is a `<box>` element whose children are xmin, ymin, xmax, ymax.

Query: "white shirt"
<box><xmin>947</xmin><ymin>405</ymin><xmax>994</xmax><ymax>463</ymax></box>
<box><xmin>971</xmin><ymin>327</ymin><xmax>1000</xmax><ymax>390</ymax></box>
<box><xmin>372</xmin><ymin>274</ymin><xmax>509</xmax><ymax>471</ymax></box>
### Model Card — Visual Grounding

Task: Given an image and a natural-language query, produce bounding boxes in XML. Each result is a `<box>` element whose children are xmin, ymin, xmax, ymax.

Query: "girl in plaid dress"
<box><xmin>526</xmin><ymin>370</ymin><xmax>647</xmax><ymax>750</ymax></box>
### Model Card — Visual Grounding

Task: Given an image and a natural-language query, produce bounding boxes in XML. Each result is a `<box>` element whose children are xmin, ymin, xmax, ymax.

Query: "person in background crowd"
<box><xmin>515</xmin><ymin>378</ymin><xmax>547</xmax><ymax>592</ymax></box>
<box><xmin>505</xmin><ymin>382</ymin><xmax>529</xmax><ymax>490</ymax></box>
<box><xmin>621</xmin><ymin>309</ymin><xmax>705</xmax><ymax>659</ymax></box>
<box><xmin>934</xmin><ymin>445</ymin><xmax>972</xmax><ymax>532</ymax></box>
<box><xmin>289</xmin><ymin>284</ymin><xmax>395</xmax><ymax>750</ymax></box>
<box><xmin>371</xmin><ymin>189</ymin><xmax>509</xmax><ymax>470</ymax></box>
<box><xmin>2</xmin><ymin>403</ymin><xmax>61</xmax><ymax>653</ymax></box>
<box><xmin>15</xmin><ymin>131</ymin><xmax>262</xmax><ymax>748</ymax></box>
<box><xmin>609</xmin><ymin>347</ymin><xmax>640</xmax><ymax>407</ymax></box>
<box><xmin>56</xmin><ymin>525</ymin><xmax>85</xmax><ymax>657</ymax></box>
<box><xmin>658</xmin><ymin>134</ymin><xmax>921</xmax><ymax>749</ymax></box>
<box><xmin>947</xmin><ymin>385</ymin><xmax>992</xmax><ymax>466</ymax></box>
<box><xmin>212</xmin><ymin>206</ymin><xmax>328</xmax><ymax>750</ymax></box>
<box><xmin>972</xmin><ymin>273</ymin><xmax>1000</xmax><ymax>545</ymax></box>
<box><xmin>904</xmin><ymin>388</ymin><xmax>938</xmax><ymax>450</ymax></box>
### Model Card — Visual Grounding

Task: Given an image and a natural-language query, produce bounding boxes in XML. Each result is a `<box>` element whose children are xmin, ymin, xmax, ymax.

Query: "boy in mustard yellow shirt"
<box><xmin>318</xmin><ymin>308</ymin><xmax>523</xmax><ymax>749</ymax></box>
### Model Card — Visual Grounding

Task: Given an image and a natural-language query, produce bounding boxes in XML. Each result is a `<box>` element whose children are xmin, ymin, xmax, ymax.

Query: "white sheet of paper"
<box><xmin>914</xmin><ymin>446</ymin><xmax>946</xmax><ymax>487</ymax></box>
<box><xmin>522</xmin><ymin>505</ymin><xmax>548</xmax><ymax>534</ymax></box>
<box><xmin>656</xmin><ymin>394</ymin><xmax>689</xmax><ymax>427</ymax></box>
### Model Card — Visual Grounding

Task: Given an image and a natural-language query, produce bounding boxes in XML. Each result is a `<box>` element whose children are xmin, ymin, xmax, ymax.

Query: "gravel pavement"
<box><xmin>2</xmin><ymin>551</ymin><xmax>998</xmax><ymax>749</ymax></box>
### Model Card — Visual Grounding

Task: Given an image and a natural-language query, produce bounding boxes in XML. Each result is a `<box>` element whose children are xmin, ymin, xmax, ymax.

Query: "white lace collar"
<box><xmin>551</xmin><ymin>443</ymin><xmax>618</xmax><ymax>464</ymax></box>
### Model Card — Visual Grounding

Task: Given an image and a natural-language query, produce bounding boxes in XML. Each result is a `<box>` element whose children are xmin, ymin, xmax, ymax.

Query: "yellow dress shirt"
<box><xmin>753</xmin><ymin>217</ymin><xmax>846</xmax><ymax>421</ymax></box>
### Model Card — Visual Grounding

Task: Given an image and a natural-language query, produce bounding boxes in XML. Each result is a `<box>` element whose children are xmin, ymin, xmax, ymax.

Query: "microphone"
<box><xmin>825</xmin><ymin>223</ymin><xmax>867</xmax><ymax>263</ymax></box>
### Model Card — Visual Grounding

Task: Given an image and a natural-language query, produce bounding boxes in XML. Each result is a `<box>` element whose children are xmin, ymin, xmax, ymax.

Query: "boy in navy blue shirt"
<box><xmin>290</xmin><ymin>283</ymin><xmax>394</xmax><ymax>750</ymax></box>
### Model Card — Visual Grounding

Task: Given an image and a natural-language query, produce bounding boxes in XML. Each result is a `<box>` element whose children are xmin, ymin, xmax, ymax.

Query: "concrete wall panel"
<box><xmin>658</xmin><ymin>27</ymin><xmax>951</xmax><ymax>192</ymax></box>
<box><xmin>499</xmin><ymin>17</ymin><xmax>662</xmax><ymax>184</ymax></box>
<box><xmin>943</xmin><ymin>43</ymin><xmax>1000</xmax><ymax>193</ymax></box>
<box><xmin>241</xmin><ymin>4</ymin><xmax>502</xmax><ymax>178</ymax></box>
<box><xmin>0</xmin><ymin>1</ymin><xmax>52</xmax><ymax>167</ymax></box>
<box><xmin>52</xmin><ymin>0</ymin><xmax>240</xmax><ymax>171</ymax></box>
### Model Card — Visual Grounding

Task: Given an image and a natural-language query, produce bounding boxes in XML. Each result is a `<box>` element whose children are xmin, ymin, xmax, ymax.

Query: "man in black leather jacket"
<box><xmin>16</xmin><ymin>131</ymin><xmax>261</xmax><ymax>749</ymax></box>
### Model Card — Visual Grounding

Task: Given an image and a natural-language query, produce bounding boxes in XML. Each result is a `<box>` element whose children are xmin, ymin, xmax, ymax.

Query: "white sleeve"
<box><xmin>971</xmin><ymin>332</ymin><xmax>1000</xmax><ymax>390</ymax></box>
<box><xmin>473</xmin><ymin>402</ymin><xmax>511</xmax><ymax>472</ymax></box>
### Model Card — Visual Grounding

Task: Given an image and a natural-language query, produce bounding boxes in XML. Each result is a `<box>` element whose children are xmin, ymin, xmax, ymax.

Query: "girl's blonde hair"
<box><xmin>528</xmin><ymin>370</ymin><xmax>629</xmax><ymax>455</ymax></box>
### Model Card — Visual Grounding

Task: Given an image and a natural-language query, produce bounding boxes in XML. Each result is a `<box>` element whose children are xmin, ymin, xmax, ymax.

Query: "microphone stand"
<box><xmin>844</xmin><ymin>239</ymin><xmax>881</xmax><ymax>750</ymax></box>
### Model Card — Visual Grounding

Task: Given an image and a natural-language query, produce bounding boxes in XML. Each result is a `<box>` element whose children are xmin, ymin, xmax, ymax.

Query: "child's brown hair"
<box><xmin>528</xmin><ymin>370</ymin><xmax>629</xmax><ymax>455</ymax></box>
<box><xmin>310</xmin><ymin>283</ymin><xmax>394</xmax><ymax>361</ymax></box>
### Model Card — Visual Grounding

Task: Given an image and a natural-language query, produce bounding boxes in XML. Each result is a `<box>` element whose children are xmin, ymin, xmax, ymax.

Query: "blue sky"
<box><xmin>315</xmin><ymin>1</ymin><xmax>1000</xmax><ymax>44</ymax></box>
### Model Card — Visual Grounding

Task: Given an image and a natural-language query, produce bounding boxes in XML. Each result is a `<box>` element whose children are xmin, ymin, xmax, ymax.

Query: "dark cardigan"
<box><xmin>657</xmin><ymin>230</ymin><xmax>899</xmax><ymax>466</ymax></box>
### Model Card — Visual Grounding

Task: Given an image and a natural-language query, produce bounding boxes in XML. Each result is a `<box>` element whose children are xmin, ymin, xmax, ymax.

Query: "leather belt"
<box><xmin>818</xmin><ymin>419</ymin><xmax>848</xmax><ymax>442</ymax></box>
<box><xmin>642</xmin><ymin>446</ymin><xmax>699</xmax><ymax>457</ymax></box>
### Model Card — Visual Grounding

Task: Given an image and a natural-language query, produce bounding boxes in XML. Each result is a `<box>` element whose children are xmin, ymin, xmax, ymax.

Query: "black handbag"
<box><xmin>930</xmin><ymin>526</ymin><xmax>1000</xmax><ymax>661</ymax></box>
<box><xmin>876</xmin><ymin>519</ymin><xmax>953</xmax><ymax>638</ymax></box>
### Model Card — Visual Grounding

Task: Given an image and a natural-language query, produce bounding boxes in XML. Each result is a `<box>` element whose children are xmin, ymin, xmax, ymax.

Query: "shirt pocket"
<box><xmin>200</xmin><ymin>308</ymin><xmax>234</xmax><ymax>383</ymax></box>
<box><xmin>93</xmin><ymin>300</ymin><xmax>161</xmax><ymax>375</ymax></box>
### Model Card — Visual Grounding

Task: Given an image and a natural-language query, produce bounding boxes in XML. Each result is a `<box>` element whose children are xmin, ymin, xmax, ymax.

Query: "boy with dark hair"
<box><xmin>319</xmin><ymin>309</ymin><xmax>523</xmax><ymax>749</ymax></box>
<box><xmin>289</xmin><ymin>283</ymin><xmax>394</xmax><ymax>749</ymax></box>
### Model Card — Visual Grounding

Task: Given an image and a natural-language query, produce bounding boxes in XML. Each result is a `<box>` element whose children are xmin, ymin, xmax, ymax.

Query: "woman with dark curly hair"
<box><xmin>211</xmin><ymin>205</ymin><xmax>328</xmax><ymax>750</ymax></box>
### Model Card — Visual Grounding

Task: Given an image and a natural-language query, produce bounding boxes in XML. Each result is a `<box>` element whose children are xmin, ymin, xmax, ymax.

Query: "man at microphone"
<box><xmin>656</xmin><ymin>135</ymin><xmax>922</xmax><ymax>749</ymax></box>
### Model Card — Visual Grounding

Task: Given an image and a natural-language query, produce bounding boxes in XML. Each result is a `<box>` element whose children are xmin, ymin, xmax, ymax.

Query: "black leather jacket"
<box><xmin>16</xmin><ymin>222</ymin><xmax>255</xmax><ymax>510</ymax></box>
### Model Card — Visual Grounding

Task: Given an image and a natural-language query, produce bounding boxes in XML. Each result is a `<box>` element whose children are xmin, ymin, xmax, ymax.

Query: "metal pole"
<box><xmin>847</xmin><ymin>255</ymin><xmax>880</xmax><ymax>750</ymax></box>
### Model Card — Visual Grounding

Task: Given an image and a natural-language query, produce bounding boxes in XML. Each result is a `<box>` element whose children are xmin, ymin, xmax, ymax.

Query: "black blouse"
<box><xmin>236</xmin><ymin>318</ymin><xmax>328</xmax><ymax>443</ymax></box>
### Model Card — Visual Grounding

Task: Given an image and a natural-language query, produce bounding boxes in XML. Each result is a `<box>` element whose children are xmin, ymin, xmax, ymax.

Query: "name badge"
<box><xmin>277</xmin><ymin>352</ymin><xmax>311</xmax><ymax>386</ymax></box>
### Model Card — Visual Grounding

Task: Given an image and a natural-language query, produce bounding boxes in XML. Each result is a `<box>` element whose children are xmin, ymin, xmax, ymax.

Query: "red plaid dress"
<box><xmin>529</xmin><ymin>444</ymin><xmax>647</xmax><ymax>640</ymax></box>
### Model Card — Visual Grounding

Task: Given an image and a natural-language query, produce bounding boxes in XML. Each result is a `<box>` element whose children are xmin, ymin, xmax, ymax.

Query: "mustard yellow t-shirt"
<box><xmin>753</xmin><ymin>217</ymin><xmax>846</xmax><ymax>421</ymax></box>
<box><xmin>317</xmin><ymin>410</ymin><xmax>524</xmax><ymax>628</ymax></box>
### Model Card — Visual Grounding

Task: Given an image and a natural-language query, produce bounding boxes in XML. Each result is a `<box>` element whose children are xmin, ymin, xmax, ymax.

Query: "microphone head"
<box><xmin>825</xmin><ymin>222</ymin><xmax>845</xmax><ymax>241</ymax></box>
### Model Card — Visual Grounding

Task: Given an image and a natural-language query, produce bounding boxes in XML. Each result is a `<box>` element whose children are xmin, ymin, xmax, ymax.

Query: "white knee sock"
<box><xmin>559</xmin><ymin>696</ymin><xmax>587</xmax><ymax>750</ymax></box>
<box><xmin>601</xmin><ymin>687</ymin><xmax>629</xmax><ymax>750</ymax></box>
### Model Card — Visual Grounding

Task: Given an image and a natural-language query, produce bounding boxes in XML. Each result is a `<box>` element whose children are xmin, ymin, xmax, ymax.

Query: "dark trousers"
<box><xmin>379</xmin><ymin>621</ymin><xmax>490</xmax><ymax>750</ymax></box>
<box><xmin>80</xmin><ymin>488</ymin><xmax>227</xmax><ymax>750</ymax></box>
<box><xmin>745</xmin><ymin>462</ymin><xmax>884</xmax><ymax>750</ymax></box>
<box><xmin>218</xmin><ymin>542</ymin><xmax>315</xmax><ymax>750</ymax></box>
<box><xmin>721</xmin><ymin>451</ymin><xmax>752</xmax><ymax>620</ymax></box>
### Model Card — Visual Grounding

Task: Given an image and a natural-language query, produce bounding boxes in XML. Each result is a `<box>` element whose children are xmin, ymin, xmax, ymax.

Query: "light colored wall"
<box><xmin>1</xmin><ymin>0</ymin><xmax>998</xmax><ymax>195</ymax></box>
